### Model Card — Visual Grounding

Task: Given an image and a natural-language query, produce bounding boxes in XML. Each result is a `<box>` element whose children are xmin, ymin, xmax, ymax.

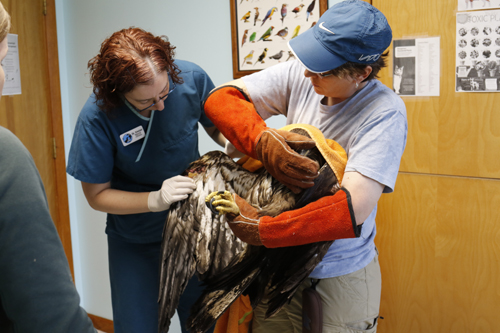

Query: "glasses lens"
<box><xmin>128</xmin><ymin>76</ymin><xmax>175</xmax><ymax>112</ymax></box>
<box><xmin>159</xmin><ymin>81</ymin><xmax>176</xmax><ymax>101</ymax></box>
<box><xmin>319</xmin><ymin>71</ymin><xmax>333</xmax><ymax>78</ymax></box>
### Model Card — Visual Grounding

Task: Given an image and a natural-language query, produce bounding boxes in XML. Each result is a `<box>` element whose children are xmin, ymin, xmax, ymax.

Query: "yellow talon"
<box><xmin>205</xmin><ymin>191</ymin><xmax>240</xmax><ymax>215</ymax></box>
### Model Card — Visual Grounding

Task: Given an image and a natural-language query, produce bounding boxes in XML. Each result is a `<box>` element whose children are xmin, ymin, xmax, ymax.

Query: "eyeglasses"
<box><xmin>124</xmin><ymin>81</ymin><xmax>176</xmax><ymax>112</ymax></box>
<box><xmin>316</xmin><ymin>70</ymin><xmax>336</xmax><ymax>78</ymax></box>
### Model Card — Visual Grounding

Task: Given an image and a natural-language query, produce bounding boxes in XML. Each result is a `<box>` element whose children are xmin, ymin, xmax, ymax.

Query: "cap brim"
<box><xmin>288</xmin><ymin>28</ymin><xmax>348</xmax><ymax>73</ymax></box>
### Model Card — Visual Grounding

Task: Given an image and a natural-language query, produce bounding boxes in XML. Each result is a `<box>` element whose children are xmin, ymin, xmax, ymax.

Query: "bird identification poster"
<box><xmin>232</xmin><ymin>0</ymin><xmax>326</xmax><ymax>78</ymax></box>
<box><xmin>458</xmin><ymin>0</ymin><xmax>500</xmax><ymax>11</ymax></box>
<box><xmin>2</xmin><ymin>34</ymin><xmax>22</xmax><ymax>96</ymax></box>
<box><xmin>456</xmin><ymin>10</ymin><xmax>500</xmax><ymax>92</ymax></box>
<box><xmin>392</xmin><ymin>37</ymin><xmax>440</xmax><ymax>96</ymax></box>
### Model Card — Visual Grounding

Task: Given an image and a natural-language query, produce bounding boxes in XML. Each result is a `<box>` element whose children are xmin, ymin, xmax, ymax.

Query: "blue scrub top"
<box><xmin>67</xmin><ymin>60</ymin><xmax>215</xmax><ymax>243</ymax></box>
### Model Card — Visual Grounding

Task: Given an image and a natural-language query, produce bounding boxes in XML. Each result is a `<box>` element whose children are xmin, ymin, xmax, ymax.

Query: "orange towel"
<box><xmin>214</xmin><ymin>294</ymin><xmax>253</xmax><ymax>333</ymax></box>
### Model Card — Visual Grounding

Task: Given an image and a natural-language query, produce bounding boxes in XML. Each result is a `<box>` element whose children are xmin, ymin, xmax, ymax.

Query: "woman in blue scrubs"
<box><xmin>67</xmin><ymin>27</ymin><xmax>224</xmax><ymax>333</ymax></box>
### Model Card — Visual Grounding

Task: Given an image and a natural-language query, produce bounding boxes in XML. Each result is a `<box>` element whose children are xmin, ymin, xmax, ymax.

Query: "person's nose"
<box><xmin>304</xmin><ymin>69</ymin><xmax>316</xmax><ymax>78</ymax></box>
<box><xmin>152</xmin><ymin>97</ymin><xmax>165</xmax><ymax>111</ymax></box>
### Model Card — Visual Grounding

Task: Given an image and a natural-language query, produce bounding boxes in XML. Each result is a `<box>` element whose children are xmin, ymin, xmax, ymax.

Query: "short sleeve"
<box><xmin>242</xmin><ymin>61</ymin><xmax>299</xmax><ymax>119</ymax></box>
<box><xmin>345</xmin><ymin>110</ymin><xmax>407</xmax><ymax>193</ymax></box>
<box><xmin>193</xmin><ymin>68</ymin><xmax>216</xmax><ymax>128</ymax></box>
<box><xmin>66</xmin><ymin>103</ymin><xmax>115</xmax><ymax>184</ymax></box>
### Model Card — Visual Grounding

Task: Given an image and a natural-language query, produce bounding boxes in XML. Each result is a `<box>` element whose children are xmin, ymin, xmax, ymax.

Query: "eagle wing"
<box><xmin>159</xmin><ymin>151</ymin><xmax>266</xmax><ymax>332</ymax></box>
<box><xmin>160</xmin><ymin>140</ymin><xmax>341</xmax><ymax>333</ymax></box>
<box><xmin>187</xmin><ymin>157</ymin><xmax>341</xmax><ymax>333</ymax></box>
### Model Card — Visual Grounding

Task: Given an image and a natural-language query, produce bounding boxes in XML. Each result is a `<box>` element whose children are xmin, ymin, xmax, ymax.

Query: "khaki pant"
<box><xmin>252</xmin><ymin>254</ymin><xmax>381</xmax><ymax>333</ymax></box>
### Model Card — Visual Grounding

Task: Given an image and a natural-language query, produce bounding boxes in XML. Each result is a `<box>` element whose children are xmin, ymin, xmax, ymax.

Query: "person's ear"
<box><xmin>361</xmin><ymin>66</ymin><xmax>373</xmax><ymax>81</ymax></box>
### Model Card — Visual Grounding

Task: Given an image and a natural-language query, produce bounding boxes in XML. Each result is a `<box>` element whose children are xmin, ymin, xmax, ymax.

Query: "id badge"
<box><xmin>120</xmin><ymin>126</ymin><xmax>145</xmax><ymax>146</ymax></box>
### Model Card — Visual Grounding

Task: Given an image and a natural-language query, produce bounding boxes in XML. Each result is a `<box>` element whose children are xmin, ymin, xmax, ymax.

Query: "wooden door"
<box><xmin>372</xmin><ymin>0</ymin><xmax>500</xmax><ymax>332</ymax></box>
<box><xmin>0</xmin><ymin>0</ymin><xmax>73</xmax><ymax>274</ymax></box>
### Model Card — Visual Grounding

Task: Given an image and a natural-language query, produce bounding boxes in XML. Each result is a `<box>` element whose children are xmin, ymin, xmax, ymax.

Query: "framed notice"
<box><xmin>230</xmin><ymin>0</ymin><xmax>327</xmax><ymax>79</ymax></box>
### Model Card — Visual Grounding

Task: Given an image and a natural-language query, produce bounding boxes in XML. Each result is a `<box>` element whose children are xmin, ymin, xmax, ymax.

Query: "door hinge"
<box><xmin>52</xmin><ymin>137</ymin><xmax>57</xmax><ymax>159</ymax></box>
<box><xmin>43</xmin><ymin>0</ymin><xmax>47</xmax><ymax>16</ymax></box>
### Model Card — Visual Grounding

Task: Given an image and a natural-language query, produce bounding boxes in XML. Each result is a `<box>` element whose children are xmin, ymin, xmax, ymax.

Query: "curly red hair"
<box><xmin>88</xmin><ymin>27</ymin><xmax>183</xmax><ymax>115</ymax></box>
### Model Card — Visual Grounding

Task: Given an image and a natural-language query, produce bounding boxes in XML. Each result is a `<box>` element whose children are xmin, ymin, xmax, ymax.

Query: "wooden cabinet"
<box><xmin>373</xmin><ymin>1</ymin><xmax>500</xmax><ymax>331</ymax></box>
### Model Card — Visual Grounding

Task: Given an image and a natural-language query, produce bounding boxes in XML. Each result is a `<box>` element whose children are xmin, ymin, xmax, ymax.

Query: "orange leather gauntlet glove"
<box><xmin>259</xmin><ymin>188</ymin><xmax>360</xmax><ymax>248</ymax></box>
<box><xmin>227</xmin><ymin>195</ymin><xmax>263</xmax><ymax>247</ymax></box>
<box><xmin>203</xmin><ymin>86</ymin><xmax>319</xmax><ymax>192</ymax></box>
<box><xmin>255</xmin><ymin>129</ymin><xmax>319</xmax><ymax>193</ymax></box>
<box><xmin>209</xmin><ymin>189</ymin><xmax>361</xmax><ymax>248</ymax></box>
<box><xmin>203</xmin><ymin>86</ymin><xmax>266</xmax><ymax>160</ymax></box>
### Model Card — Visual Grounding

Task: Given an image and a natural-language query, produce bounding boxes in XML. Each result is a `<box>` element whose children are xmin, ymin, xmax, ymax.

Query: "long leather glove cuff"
<box><xmin>259</xmin><ymin>188</ymin><xmax>361</xmax><ymax>248</ymax></box>
<box><xmin>203</xmin><ymin>85</ymin><xmax>266</xmax><ymax>159</ymax></box>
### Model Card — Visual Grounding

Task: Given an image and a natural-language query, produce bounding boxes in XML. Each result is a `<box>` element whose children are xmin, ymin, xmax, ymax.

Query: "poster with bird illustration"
<box><xmin>231</xmin><ymin>0</ymin><xmax>327</xmax><ymax>78</ymax></box>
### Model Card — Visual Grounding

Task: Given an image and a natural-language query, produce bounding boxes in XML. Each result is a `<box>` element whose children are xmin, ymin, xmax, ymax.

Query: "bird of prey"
<box><xmin>158</xmin><ymin>126</ymin><xmax>344</xmax><ymax>333</ymax></box>
<box><xmin>291</xmin><ymin>25</ymin><xmax>301</xmax><ymax>39</ymax></box>
<box><xmin>306</xmin><ymin>0</ymin><xmax>316</xmax><ymax>21</ymax></box>
<box><xmin>269</xmin><ymin>50</ymin><xmax>284</xmax><ymax>62</ymax></box>
<box><xmin>254</xmin><ymin>48</ymin><xmax>268</xmax><ymax>65</ymax></box>
<box><xmin>280</xmin><ymin>4</ymin><xmax>288</xmax><ymax>25</ymax></box>
<box><xmin>292</xmin><ymin>4</ymin><xmax>305</xmax><ymax>17</ymax></box>
<box><xmin>258</xmin><ymin>26</ymin><xmax>274</xmax><ymax>42</ymax></box>
<box><xmin>261</xmin><ymin>7</ymin><xmax>278</xmax><ymax>26</ymax></box>
<box><xmin>241</xmin><ymin>29</ymin><xmax>249</xmax><ymax>47</ymax></box>
<box><xmin>275</xmin><ymin>27</ymin><xmax>288</xmax><ymax>40</ymax></box>
<box><xmin>241</xmin><ymin>50</ymin><xmax>254</xmax><ymax>67</ymax></box>
<box><xmin>241</xmin><ymin>11</ymin><xmax>251</xmax><ymax>23</ymax></box>
<box><xmin>253</xmin><ymin>7</ymin><xmax>260</xmax><ymax>26</ymax></box>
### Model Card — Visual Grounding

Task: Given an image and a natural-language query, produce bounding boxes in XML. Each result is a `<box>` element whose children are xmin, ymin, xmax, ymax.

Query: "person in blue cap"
<box><xmin>67</xmin><ymin>28</ymin><xmax>224</xmax><ymax>333</ymax></box>
<box><xmin>203</xmin><ymin>0</ymin><xmax>407</xmax><ymax>332</ymax></box>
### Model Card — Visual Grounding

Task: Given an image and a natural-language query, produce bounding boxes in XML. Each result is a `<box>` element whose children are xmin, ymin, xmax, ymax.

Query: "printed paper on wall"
<box><xmin>456</xmin><ymin>10</ymin><xmax>500</xmax><ymax>92</ymax></box>
<box><xmin>393</xmin><ymin>37</ymin><xmax>440</xmax><ymax>97</ymax></box>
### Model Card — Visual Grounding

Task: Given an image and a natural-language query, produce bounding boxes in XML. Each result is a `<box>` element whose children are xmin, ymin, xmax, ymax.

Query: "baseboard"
<box><xmin>88</xmin><ymin>314</ymin><xmax>114</xmax><ymax>333</ymax></box>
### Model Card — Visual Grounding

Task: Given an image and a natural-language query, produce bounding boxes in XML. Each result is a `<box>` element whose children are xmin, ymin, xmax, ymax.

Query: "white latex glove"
<box><xmin>148</xmin><ymin>175</ymin><xmax>196</xmax><ymax>212</ymax></box>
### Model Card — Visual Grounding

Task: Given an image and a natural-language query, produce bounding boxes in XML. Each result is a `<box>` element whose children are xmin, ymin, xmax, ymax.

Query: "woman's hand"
<box><xmin>148</xmin><ymin>175</ymin><xmax>197</xmax><ymax>212</ymax></box>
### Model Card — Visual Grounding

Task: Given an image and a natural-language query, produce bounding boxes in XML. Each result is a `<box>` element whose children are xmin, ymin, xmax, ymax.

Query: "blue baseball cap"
<box><xmin>288</xmin><ymin>0</ymin><xmax>392</xmax><ymax>73</ymax></box>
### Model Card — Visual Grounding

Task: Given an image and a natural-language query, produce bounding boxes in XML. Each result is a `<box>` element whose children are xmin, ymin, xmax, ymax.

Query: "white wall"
<box><xmin>56</xmin><ymin>0</ymin><xmax>339</xmax><ymax>329</ymax></box>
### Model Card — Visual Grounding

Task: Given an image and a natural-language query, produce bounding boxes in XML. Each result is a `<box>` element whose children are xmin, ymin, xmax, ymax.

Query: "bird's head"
<box><xmin>286</xmin><ymin>128</ymin><xmax>342</xmax><ymax>208</ymax></box>
<box><xmin>288</xmin><ymin>128</ymin><xmax>326</xmax><ymax>167</ymax></box>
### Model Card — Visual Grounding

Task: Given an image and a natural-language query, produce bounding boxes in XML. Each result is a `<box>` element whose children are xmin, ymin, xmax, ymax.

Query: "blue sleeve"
<box><xmin>66</xmin><ymin>99</ymin><xmax>115</xmax><ymax>184</ymax></box>
<box><xmin>193</xmin><ymin>68</ymin><xmax>215</xmax><ymax>128</ymax></box>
